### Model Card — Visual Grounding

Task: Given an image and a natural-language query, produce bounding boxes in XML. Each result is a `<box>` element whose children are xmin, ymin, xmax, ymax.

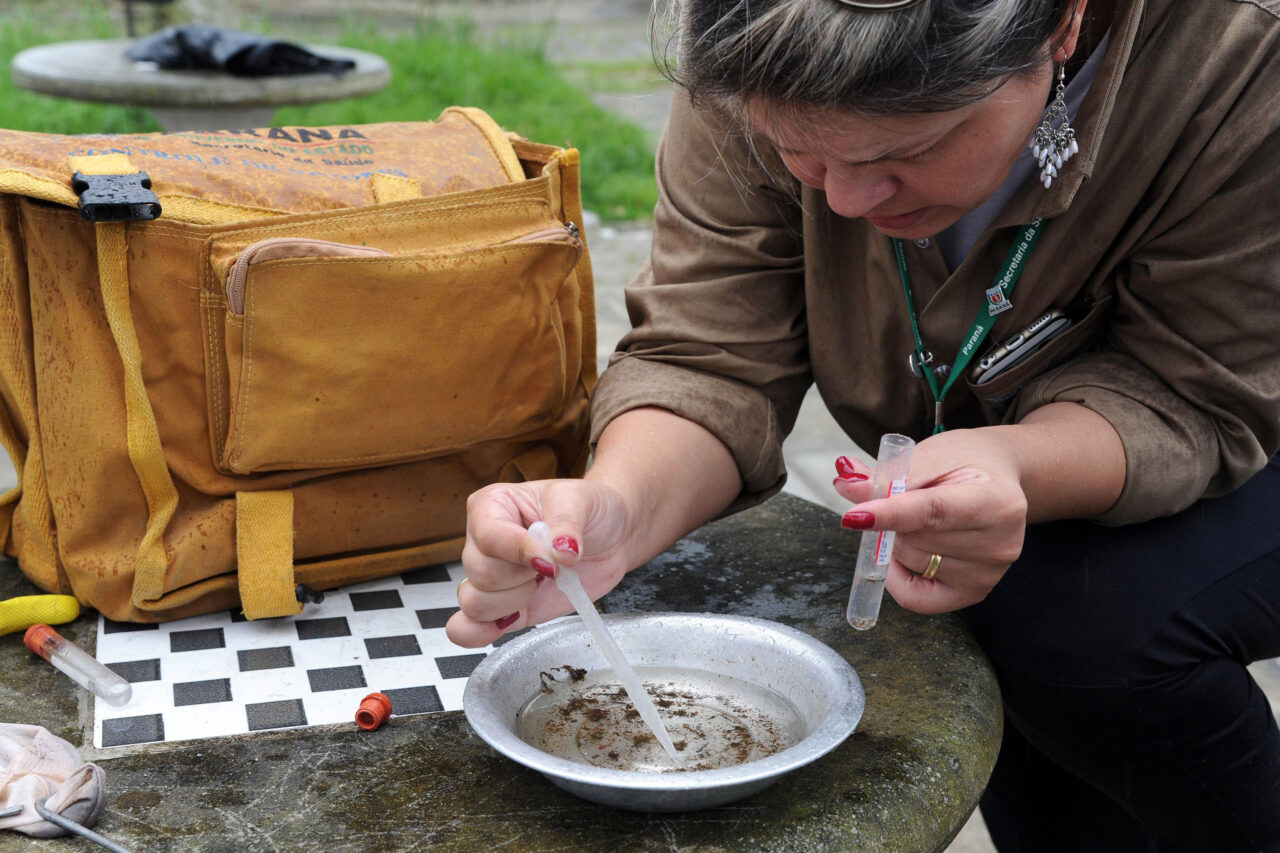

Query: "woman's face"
<box><xmin>747</xmin><ymin>62</ymin><xmax>1054</xmax><ymax>240</ymax></box>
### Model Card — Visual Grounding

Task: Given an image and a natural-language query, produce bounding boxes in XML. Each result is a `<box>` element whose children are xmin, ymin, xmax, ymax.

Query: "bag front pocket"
<box><xmin>218</xmin><ymin>227</ymin><xmax>582</xmax><ymax>474</ymax></box>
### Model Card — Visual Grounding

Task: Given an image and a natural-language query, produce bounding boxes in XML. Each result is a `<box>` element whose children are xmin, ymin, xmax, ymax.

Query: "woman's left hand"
<box><xmin>833</xmin><ymin>428</ymin><xmax>1029</xmax><ymax>613</ymax></box>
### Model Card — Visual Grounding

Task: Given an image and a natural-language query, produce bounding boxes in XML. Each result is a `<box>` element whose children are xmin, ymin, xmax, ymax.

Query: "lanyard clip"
<box><xmin>907</xmin><ymin>349</ymin><xmax>934</xmax><ymax>379</ymax></box>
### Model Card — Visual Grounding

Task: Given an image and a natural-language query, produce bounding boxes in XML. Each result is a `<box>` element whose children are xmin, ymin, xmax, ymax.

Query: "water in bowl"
<box><xmin>516</xmin><ymin>664</ymin><xmax>807</xmax><ymax>773</ymax></box>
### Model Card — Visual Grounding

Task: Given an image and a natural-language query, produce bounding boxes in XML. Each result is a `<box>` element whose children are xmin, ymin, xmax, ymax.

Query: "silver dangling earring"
<box><xmin>1031</xmin><ymin>63</ymin><xmax>1078</xmax><ymax>189</ymax></box>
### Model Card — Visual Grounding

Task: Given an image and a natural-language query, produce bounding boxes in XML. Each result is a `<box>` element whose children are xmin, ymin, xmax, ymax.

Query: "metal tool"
<box><xmin>35</xmin><ymin>798</ymin><xmax>133</xmax><ymax>853</ymax></box>
<box><xmin>0</xmin><ymin>801</ymin><xmax>133</xmax><ymax>853</ymax></box>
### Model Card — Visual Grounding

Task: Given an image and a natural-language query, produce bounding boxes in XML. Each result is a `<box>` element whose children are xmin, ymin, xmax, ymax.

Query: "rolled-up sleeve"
<box><xmin>1012</xmin><ymin>123</ymin><xmax>1280</xmax><ymax>525</ymax></box>
<box><xmin>589</xmin><ymin>91</ymin><xmax>808</xmax><ymax>510</ymax></box>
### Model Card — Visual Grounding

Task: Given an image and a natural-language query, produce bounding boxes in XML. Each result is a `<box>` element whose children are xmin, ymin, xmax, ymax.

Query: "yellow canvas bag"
<box><xmin>0</xmin><ymin>108</ymin><xmax>595</xmax><ymax>622</ymax></box>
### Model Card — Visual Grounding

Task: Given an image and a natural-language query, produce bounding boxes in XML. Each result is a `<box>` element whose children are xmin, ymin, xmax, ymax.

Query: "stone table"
<box><xmin>9</xmin><ymin>39</ymin><xmax>390</xmax><ymax>131</ymax></box>
<box><xmin>0</xmin><ymin>494</ymin><xmax>1001</xmax><ymax>852</ymax></box>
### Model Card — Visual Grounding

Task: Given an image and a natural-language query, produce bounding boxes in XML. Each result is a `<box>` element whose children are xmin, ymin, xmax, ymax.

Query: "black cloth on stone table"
<box><xmin>125</xmin><ymin>25</ymin><xmax>355</xmax><ymax>76</ymax></box>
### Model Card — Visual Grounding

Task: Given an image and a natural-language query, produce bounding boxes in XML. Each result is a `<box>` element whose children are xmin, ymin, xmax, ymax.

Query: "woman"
<box><xmin>449</xmin><ymin>0</ymin><xmax>1280</xmax><ymax>848</ymax></box>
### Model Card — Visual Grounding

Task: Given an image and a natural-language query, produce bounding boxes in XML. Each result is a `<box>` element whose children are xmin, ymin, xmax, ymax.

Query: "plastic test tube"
<box><xmin>24</xmin><ymin>624</ymin><xmax>133</xmax><ymax>706</ymax></box>
<box><xmin>846</xmin><ymin>433</ymin><xmax>916</xmax><ymax>631</ymax></box>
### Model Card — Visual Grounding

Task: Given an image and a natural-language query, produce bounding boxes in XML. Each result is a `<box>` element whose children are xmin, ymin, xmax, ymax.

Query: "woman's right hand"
<box><xmin>444</xmin><ymin>478</ymin><xmax>634</xmax><ymax>648</ymax></box>
<box><xmin>447</xmin><ymin>407</ymin><xmax>745</xmax><ymax>648</ymax></box>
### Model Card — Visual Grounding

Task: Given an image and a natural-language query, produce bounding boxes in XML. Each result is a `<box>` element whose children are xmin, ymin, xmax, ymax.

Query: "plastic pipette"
<box><xmin>846</xmin><ymin>433</ymin><xmax>916</xmax><ymax>631</ymax></box>
<box><xmin>528</xmin><ymin>521</ymin><xmax>686</xmax><ymax>767</ymax></box>
<box><xmin>24</xmin><ymin>624</ymin><xmax>132</xmax><ymax>706</ymax></box>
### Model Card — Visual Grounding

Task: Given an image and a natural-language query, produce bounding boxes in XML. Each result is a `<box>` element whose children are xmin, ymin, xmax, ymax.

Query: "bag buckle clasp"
<box><xmin>71</xmin><ymin>171</ymin><xmax>162</xmax><ymax>222</ymax></box>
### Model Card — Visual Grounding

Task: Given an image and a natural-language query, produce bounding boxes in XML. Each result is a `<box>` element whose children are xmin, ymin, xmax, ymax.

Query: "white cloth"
<box><xmin>0</xmin><ymin>723</ymin><xmax>106</xmax><ymax>838</ymax></box>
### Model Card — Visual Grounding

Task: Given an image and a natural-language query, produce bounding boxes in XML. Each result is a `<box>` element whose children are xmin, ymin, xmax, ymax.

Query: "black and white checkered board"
<box><xmin>93</xmin><ymin>562</ymin><xmax>492</xmax><ymax>748</ymax></box>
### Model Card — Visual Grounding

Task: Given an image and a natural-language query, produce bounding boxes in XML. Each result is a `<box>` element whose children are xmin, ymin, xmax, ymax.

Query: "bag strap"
<box><xmin>0</xmin><ymin>169</ymin><xmax>77</xmax><ymax>208</ymax></box>
<box><xmin>0</xmin><ymin>384</ymin><xmax>64</xmax><ymax>591</ymax></box>
<box><xmin>236</xmin><ymin>490</ymin><xmax>302</xmax><ymax>619</ymax></box>
<box><xmin>0</xmin><ymin>158</ymin><xmax>275</xmax><ymax>225</ymax></box>
<box><xmin>94</xmin><ymin>216</ymin><xmax>178</xmax><ymax>607</ymax></box>
<box><xmin>73</xmin><ymin>153</ymin><xmax>181</xmax><ymax>608</ymax></box>
<box><xmin>72</xmin><ymin>154</ymin><xmax>304</xmax><ymax>616</ymax></box>
<box><xmin>369</xmin><ymin>172</ymin><xmax>420</xmax><ymax>203</ymax></box>
<box><xmin>444</xmin><ymin>107</ymin><xmax>526</xmax><ymax>184</ymax></box>
<box><xmin>0</xmin><ymin>402</ymin><xmax>22</xmax><ymax>553</ymax></box>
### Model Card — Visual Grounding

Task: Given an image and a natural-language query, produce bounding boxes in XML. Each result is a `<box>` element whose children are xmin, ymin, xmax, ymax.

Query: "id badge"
<box><xmin>986</xmin><ymin>285</ymin><xmax>1013</xmax><ymax>316</ymax></box>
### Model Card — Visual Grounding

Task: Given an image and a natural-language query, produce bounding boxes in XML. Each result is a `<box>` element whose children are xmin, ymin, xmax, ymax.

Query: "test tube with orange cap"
<box><xmin>846</xmin><ymin>433</ymin><xmax>916</xmax><ymax>630</ymax></box>
<box><xmin>24</xmin><ymin>624</ymin><xmax>133</xmax><ymax>706</ymax></box>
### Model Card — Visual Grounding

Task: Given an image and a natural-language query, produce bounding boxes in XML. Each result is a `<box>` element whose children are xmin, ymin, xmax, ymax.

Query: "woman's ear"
<box><xmin>1051</xmin><ymin>0</ymin><xmax>1088</xmax><ymax>63</ymax></box>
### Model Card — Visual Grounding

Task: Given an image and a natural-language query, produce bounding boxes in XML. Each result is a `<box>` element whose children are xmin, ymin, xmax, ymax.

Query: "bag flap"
<box><xmin>0</xmin><ymin>106</ymin><xmax>527</xmax><ymax>222</ymax></box>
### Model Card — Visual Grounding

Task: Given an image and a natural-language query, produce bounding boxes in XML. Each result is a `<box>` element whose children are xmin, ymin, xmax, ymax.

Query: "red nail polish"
<box><xmin>835</xmin><ymin>456</ymin><xmax>858</xmax><ymax>478</ymax></box>
<box><xmin>841</xmin><ymin>510</ymin><xmax>876</xmax><ymax>530</ymax></box>
<box><xmin>834</xmin><ymin>473</ymin><xmax>869</xmax><ymax>485</ymax></box>
<box><xmin>495</xmin><ymin>612</ymin><xmax>519</xmax><ymax>630</ymax></box>
<box><xmin>532</xmin><ymin>557</ymin><xmax>556</xmax><ymax>578</ymax></box>
<box><xmin>551</xmin><ymin>535</ymin><xmax>580</xmax><ymax>556</ymax></box>
<box><xmin>534</xmin><ymin>574</ymin><xmax>546</xmax><ymax>585</ymax></box>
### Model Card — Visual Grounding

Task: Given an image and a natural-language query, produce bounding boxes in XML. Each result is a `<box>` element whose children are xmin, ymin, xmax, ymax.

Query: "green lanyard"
<box><xmin>893</xmin><ymin>218</ymin><xmax>1045</xmax><ymax>433</ymax></box>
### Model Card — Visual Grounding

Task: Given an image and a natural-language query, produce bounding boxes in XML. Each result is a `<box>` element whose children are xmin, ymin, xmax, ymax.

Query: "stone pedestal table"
<box><xmin>10</xmin><ymin>39</ymin><xmax>390</xmax><ymax>131</ymax></box>
<box><xmin>0</xmin><ymin>493</ymin><xmax>1001</xmax><ymax>852</ymax></box>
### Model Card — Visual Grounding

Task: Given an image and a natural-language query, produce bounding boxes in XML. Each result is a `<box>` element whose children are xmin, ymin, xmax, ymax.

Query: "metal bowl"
<box><xmin>463</xmin><ymin>612</ymin><xmax>864</xmax><ymax>812</ymax></box>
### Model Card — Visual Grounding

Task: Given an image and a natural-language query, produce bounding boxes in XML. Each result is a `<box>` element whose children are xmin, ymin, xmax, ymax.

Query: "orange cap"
<box><xmin>355</xmin><ymin>692</ymin><xmax>393</xmax><ymax>730</ymax></box>
<box><xmin>23</xmin><ymin>623</ymin><xmax>61</xmax><ymax>660</ymax></box>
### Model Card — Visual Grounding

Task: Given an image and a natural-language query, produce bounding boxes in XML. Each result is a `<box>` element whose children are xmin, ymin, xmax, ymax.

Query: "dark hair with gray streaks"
<box><xmin>652</xmin><ymin>0</ymin><xmax>1077</xmax><ymax>117</ymax></box>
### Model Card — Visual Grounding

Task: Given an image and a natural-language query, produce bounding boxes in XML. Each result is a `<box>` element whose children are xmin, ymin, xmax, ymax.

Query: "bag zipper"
<box><xmin>225</xmin><ymin>223</ymin><xmax>582</xmax><ymax>315</ymax></box>
<box><xmin>505</xmin><ymin>221</ymin><xmax>582</xmax><ymax>251</ymax></box>
<box><xmin>226</xmin><ymin>237</ymin><xmax>392</xmax><ymax>314</ymax></box>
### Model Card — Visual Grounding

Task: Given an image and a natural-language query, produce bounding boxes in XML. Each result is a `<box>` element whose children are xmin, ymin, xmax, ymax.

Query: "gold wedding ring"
<box><xmin>923</xmin><ymin>553</ymin><xmax>942</xmax><ymax>580</ymax></box>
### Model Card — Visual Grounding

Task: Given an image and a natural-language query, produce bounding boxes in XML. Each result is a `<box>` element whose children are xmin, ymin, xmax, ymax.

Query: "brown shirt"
<box><xmin>590</xmin><ymin>0</ymin><xmax>1280</xmax><ymax>525</ymax></box>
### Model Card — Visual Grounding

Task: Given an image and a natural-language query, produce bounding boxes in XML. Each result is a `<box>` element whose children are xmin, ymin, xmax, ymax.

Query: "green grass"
<box><xmin>0</xmin><ymin>7</ymin><xmax>658</xmax><ymax>220</ymax></box>
<box><xmin>0</xmin><ymin>5</ymin><xmax>154</xmax><ymax>134</ymax></box>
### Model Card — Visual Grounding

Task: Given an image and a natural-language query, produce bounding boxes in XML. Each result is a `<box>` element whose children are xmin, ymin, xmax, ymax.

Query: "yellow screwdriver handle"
<box><xmin>0</xmin><ymin>595</ymin><xmax>81</xmax><ymax>636</ymax></box>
